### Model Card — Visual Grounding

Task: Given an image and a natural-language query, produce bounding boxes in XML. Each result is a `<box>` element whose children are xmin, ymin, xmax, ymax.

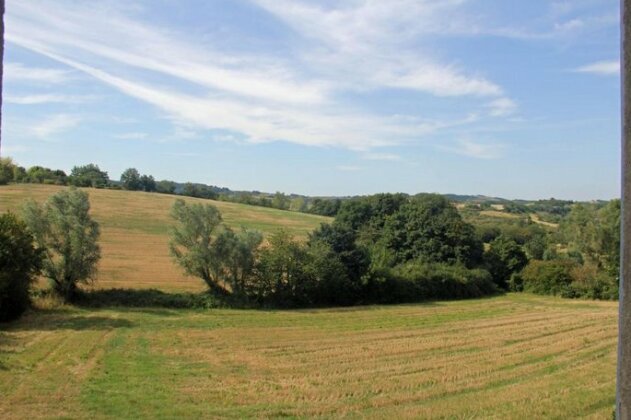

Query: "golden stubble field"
<box><xmin>0</xmin><ymin>184</ymin><xmax>330</xmax><ymax>292</ymax></box>
<box><xmin>0</xmin><ymin>294</ymin><xmax>617</xmax><ymax>418</ymax></box>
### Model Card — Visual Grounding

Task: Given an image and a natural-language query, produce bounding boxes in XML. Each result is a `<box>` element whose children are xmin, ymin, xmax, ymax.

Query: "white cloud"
<box><xmin>5</xmin><ymin>93</ymin><xmax>94</xmax><ymax>105</ymax></box>
<box><xmin>554</xmin><ymin>19</ymin><xmax>584</xmax><ymax>32</ymax></box>
<box><xmin>4</xmin><ymin>62</ymin><xmax>72</xmax><ymax>84</ymax></box>
<box><xmin>361</xmin><ymin>153</ymin><xmax>402</xmax><ymax>161</ymax></box>
<box><xmin>487</xmin><ymin>98</ymin><xmax>518</xmax><ymax>117</ymax></box>
<box><xmin>5</xmin><ymin>0</ymin><xmax>514</xmax><ymax>151</ymax></box>
<box><xmin>336</xmin><ymin>165</ymin><xmax>361</xmax><ymax>172</ymax></box>
<box><xmin>115</xmin><ymin>132</ymin><xmax>148</xmax><ymax>140</ymax></box>
<box><xmin>575</xmin><ymin>60</ymin><xmax>620</xmax><ymax>75</ymax></box>
<box><xmin>31</xmin><ymin>114</ymin><xmax>81</xmax><ymax>138</ymax></box>
<box><xmin>252</xmin><ymin>0</ymin><xmax>503</xmax><ymax>97</ymax></box>
<box><xmin>440</xmin><ymin>139</ymin><xmax>505</xmax><ymax>159</ymax></box>
<box><xmin>6</xmin><ymin>1</ymin><xmax>327</xmax><ymax>106</ymax></box>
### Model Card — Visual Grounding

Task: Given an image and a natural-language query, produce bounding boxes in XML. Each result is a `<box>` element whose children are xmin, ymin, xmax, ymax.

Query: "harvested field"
<box><xmin>0</xmin><ymin>294</ymin><xmax>617</xmax><ymax>418</ymax></box>
<box><xmin>0</xmin><ymin>184</ymin><xmax>330</xmax><ymax>292</ymax></box>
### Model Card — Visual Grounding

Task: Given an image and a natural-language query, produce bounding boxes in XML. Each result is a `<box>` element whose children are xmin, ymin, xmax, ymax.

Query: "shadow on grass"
<box><xmin>73</xmin><ymin>288</ymin><xmax>225</xmax><ymax>310</ymax></box>
<box><xmin>6</xmin><ymin>315</ymin><xmax>134</xmax><ymax>332</ymax></box>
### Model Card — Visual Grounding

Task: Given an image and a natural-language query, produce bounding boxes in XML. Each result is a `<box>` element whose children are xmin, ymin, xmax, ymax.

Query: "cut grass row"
<box><xmin>0</xmin><ymin>294</ymin><xmax>617</xmax><ymax>418</ymax></box>
<box><xmin>0</xmin><ymin>184</ymin><xmax>330</xmax><ymax>292</ymax></box>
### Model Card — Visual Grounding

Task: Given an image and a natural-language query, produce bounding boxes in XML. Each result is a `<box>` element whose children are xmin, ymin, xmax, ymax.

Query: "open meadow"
<box><xmin>0</xmin><ymin>184</ymin><xmax>330</xmax><ymax>292</ymax></box>
<box><xmin>0</xmin><ymin>294</ymin><xmax>617</xmax><ymax>419</ymax></box>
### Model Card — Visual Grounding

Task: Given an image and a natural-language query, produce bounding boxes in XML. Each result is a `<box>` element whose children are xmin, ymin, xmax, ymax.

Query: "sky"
<box><xmin>2</xmin><ymin>0</ymin><xmax>621</xmax><ymax>200</ymax></box>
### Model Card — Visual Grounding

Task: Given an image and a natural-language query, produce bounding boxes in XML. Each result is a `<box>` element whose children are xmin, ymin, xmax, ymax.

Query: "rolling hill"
<box><xmin>0</xmin><ymin>184</ymin><xmax>331</xmax><ymax>292</ymax></box>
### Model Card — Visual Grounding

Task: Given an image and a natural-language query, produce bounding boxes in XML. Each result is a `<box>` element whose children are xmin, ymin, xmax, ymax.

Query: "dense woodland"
<box><xmin>0</xmin><ymin>156</ymin><xmax>621</xmax><ymax>321</ymax></box>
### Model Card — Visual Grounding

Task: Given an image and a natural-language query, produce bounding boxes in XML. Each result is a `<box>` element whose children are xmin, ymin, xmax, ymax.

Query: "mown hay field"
<box><xmin>0</xmin><ymin>294</ymin><xmax>616</xmax><ymax>418</ymax></box>
<box><xmin>0</xmin><ymin>184</ymin><xmax>330</xmax><ymax>292</ymax></box>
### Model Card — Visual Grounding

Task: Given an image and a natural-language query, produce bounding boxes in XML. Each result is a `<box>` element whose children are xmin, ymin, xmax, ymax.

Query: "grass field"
<box><xmin>0</xmin><ymin>184</ymin><xmax>330</xmax><ymax>292</ymax></box>
<box><xmin>0</xmin><ymin>294</ymin><xmax>616</xmax><ymax>418</ymax></box>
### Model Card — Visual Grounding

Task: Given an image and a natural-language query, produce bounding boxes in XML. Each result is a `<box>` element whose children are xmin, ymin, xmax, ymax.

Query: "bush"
<box><xmin>364</xmin><ymin>263</ymin><xmax>497</xmax><ymax>304</ymax></box>
<box><xmin>72</xmin><ymin>289</ymin><xmax>223</xmax><ymax>309</ymax></box>
<box><xmin>22</xmin><ymin>189</ymin><xmax>101</xmax><ymax>301</ymax></box>
<box><xmin>521</xmin><ymin>260</ymin><xmax>578</xmax><ymax>296</ymax></box>
<box><xmin>0</xmin><ymin>213</ymin><xmax>42</xmax><ymax>321</ymax></box>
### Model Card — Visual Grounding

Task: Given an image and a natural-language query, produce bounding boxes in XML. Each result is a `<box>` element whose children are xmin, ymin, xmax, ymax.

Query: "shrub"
<box><xmin>362</xmin><ymin>262</ymin><xmax>497</xmax><ymax>304</ymax></box>
<box><xmin>521</xmin><ymin>260</ymin><xmax>578</xmax><ymax>296</ymax></box>
<box><xmin>0</xmin><ymin>213</ymin><xmax>42</xmax><ymax>321</ymax></box>
<box><xmin>22</xmin><ymin>189</ymin><xmax>101</xmax><ymax>301</ymax></box>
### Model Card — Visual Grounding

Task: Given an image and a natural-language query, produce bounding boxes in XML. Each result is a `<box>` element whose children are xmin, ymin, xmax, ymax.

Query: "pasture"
<box><xmin>0</xmin><ymin>294</ymin><xmax>616</xmax><ymax>418</ymax></box>
<box><xmin>0</xmin><ymin>184</ymin><xmax>330</xmax><ymax>292</ymax></box>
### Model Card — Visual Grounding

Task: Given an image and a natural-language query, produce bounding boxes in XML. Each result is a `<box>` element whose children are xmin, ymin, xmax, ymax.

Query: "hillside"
<box><xmin>0</xmin><ymin>294</ymin><xmax>616</xmax><ymax>418</ymax></box>
<box><xmin>0</xmin><ymin>184</ymin><xmax>331</xmax><ymax>292</ymax></box>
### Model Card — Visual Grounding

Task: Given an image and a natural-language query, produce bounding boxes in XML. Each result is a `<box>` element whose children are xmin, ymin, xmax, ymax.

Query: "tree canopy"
<box><xmin>22</xmin><ymin>189</ymin><xmax>101</xmax><ymax>300</ymax></box>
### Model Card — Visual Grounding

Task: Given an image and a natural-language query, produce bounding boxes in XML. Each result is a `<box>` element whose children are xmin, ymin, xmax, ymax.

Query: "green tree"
<box><xmin>382</xmin><ymin>194</ymin><xmax>483</xmax><ymax>267</ymax></box>
<box><xmin>0</xmin><ymin>212</ymin><xmax>42</xmax><ymax>321</ymax></box>
<box><xmin>484</xmin><ymin>235</ymin><xmax>528</xmax><ymax>289</ymax></box>
<box><xmin>169</xmin><ymin>199</ymin><xmax>261</xmax><ymax>296</ymax></box>
<box><xmin>120</xmin><ymin>168</ymin><xmax>142</xmax><ymax>190</ymax></box>
<box><xmin>272</xmin><ymin>192</ymin><xmax>290</xmax><ymax>210</ymax></box>
<box><xmin>69</xmin><ymin>164</ymin><xmax>109</xmax><ymax>188</ymax></box>
<box><xmin>26</xmin><ymin>166</ymin><xmax>67</xmax><ymax>185</ymax></box>
<box><xmin>156</xmin><ymin>180</ymin><xmax>177</xmax><ymax>194</ymax></box>
<box><xmin>22</xmin><ymin>189</ymin><xmax>101</xmax><ymax>300</ymax></box>
<box><xmin>140</xmin><ymin>174</ymin><xmax>156</xmax><ymax>192</ymax></box>
<box><xmin>0</xmin><ymin>157</ymin><xmax>16</xmax><ymax>184</ymax></box>
<box><xmin>309</xmin><ymin>223</ymin><xmax>370</xmax><ymax>287</ymax></box>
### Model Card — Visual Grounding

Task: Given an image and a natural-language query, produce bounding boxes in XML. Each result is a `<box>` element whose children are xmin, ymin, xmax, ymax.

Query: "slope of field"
<box><xmin>0</xmin><ymin>294</ymin><xmax>616</xmax><ymax>418</ymax></box>
<box><xmin>0</xmin><ymin>184</ymin><xmax>331</xmax><ymax>292</ymax></box>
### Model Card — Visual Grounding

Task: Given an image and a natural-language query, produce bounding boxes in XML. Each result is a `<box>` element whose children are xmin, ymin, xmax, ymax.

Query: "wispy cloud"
<box><xmin>5</xmin><ymin>93</ymin><xmax>95</xmax><ymax>105</ymax></box>
<box><xmin>5</xmin><ymin>0</ymin><xmax>520</xmax><ymax>152</ymax></box>
<box><xmin>4</xmin><ymin>62</ymin><xmax>72</xmax><ymax>84</ymax></box>
<box><xmin>252</xmin><ymin>0</ymin><xmax>504</xmax><ymax>97</ymax></box>
<box><xmin>487</xmin><ymin>98</ymin><xmax>518</xmax><ymax>117</ymax></box>
<box><xmin>575</xmin><ymin>60</ymin><xmax>620</xmax><ymax>75</ymax></box>
<box><xmin>440</xmin><ymin>139</ymin><xmax>505</xmax><ymax>159</ymax></box>
<box><xmin>361</xmin><ymin>153</ymin><xmax>403</xmax><ymax>161</ymax></box>
<box><xmin>31</xmin><ymin>114</ymin><xmax>81</xmax><ymax>138</ymax></box>
<box><xmin>115</xmin><ymin>132</ymin><xmax>148</xmax><ymax>140</ymax></box>
<box><xmin>336</xmin><ymin>165</ymin><xmax>361</xmax><ymax>172</ymax></box>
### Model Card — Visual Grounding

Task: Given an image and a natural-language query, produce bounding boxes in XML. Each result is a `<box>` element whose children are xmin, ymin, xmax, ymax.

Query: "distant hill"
<box><xmin>0</xmin><ymin>184</ymin><xmax>331</xmax><ymax>292</ymax></box>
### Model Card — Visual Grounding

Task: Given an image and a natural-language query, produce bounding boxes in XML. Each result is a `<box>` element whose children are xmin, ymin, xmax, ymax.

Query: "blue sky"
<box><xmin>2</xmin><ymin>0</ymin><xmax>621</xmax><ymax>200</ymax></box>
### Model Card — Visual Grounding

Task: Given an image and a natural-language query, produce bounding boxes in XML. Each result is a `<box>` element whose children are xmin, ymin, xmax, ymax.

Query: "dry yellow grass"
<box><xmin>0</xmin><ymin>184</ymin><xmax>330</xmax><ymax>292</ymax></box>
<box><xmin>479</xmin><ymin>210</ymin><xmax>521</xmax><ymax>219</ymax></box>
<box><xmin>0</xmin><ymin>294</ymin><xmax>616</xmax><ymax>418</ymax></box>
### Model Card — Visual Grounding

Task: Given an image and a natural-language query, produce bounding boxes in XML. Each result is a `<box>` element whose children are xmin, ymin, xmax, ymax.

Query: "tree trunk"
<box><xmin>0</xmin><ymin>0</ymin><xmax>5</xmax><ymax>157</ymax></box>
<box><xmin>618</xmin><ymin>0</ymin><xmax>631</xmax><ymax>417</ymax></box>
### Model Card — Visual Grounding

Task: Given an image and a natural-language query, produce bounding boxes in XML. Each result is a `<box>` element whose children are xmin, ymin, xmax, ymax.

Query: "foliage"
<box><xmin>72</xmin><ymin>288</ymin><xmax>224</xmax><ymax>309</ymax></box>
<box><xmin>140</xmin><ymin>175</ymin><xmax>156</xmax><ymax>192</ymax></box>
<box><xmin>336</xmin><ymin>193</ymin><xmax>408</xmax><ymax>233</ymax></box>
<box><xmin>521</xmin><ymin>260</ymin><xmax>578</xmax><ymax>296</ymax></box>
<box><xmin>484</xmin><ymin>235</ymin><xmax>528</xmax><ymax>289</ymax></box>
<box><xmin>0</xmin><ymin>157</ymin><xmax>17</xmax><ymax>185</ymax></box>
<box><xmin>69</xmin><ymin>164</ymin><xmax>109</xmax><ymax>188</ymax></box>
<box><xmin>308</xmin><ymin>198</ymin><xmax>342</xmax><ymax>216</ymax></box>
<box><xmin>120</xmin><ymin>168</ymin><xmax>142</xmax><ymax>190</ymax></box>
<box><xmin>382</xmin><ymin>194</ymin><xmax>483</xmax><ymax>267</ymax></box>
<box><xmin>560</xmin><ymin>200</ymin><xmax>620</xmax><ymax>277</ymax></box>
<box><xmin>0</xmin><ymin>212</ymin><xmax>42</xmax><ymax>321</ymax></box>
<box><xmin>182</xmin><ymin>183</ymin><xmax>219</xmax><ymax>200</ymax></box>
<box><xmin>156</xmin><ymin>180</ymin><xmax>177</xmax><ymax>194</ymax></box>
<box><xmin>309</xmin><ymin>223</ymin><xmax>370</xmax><ymax>285</ymax></box>
<box><xmin>250</xmin><ymin>230</ymin><xmax>352</xmax><ymax>307</ymax></box>
<box><xmin>26</xmin><ymin>166</ymin><xmax>67</xmax><ymax>185</ymax></box>
<box><xmin>364</xmin><ymin>263</ymin><xmax>496</xmax><ymax>304</ymax></box>
<box><xmin>169</xmin><ymin>199</ymin><xmax>262</xmax><ymax>296</ymax></box>
<box><xmin>22</xmin><ymin>189</ymin><xmax>101</xmax><ymax>300</ymax></box>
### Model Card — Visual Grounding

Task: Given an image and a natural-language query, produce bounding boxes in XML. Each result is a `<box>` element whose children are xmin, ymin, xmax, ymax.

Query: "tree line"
<box><xmin>0</xmin><ymin>174</ymin><xmax>621</xmax><ymax>321</ymax></box>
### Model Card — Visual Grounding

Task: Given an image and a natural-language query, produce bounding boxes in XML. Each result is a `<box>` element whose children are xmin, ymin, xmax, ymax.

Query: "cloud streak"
<box><xmin>6</xmin><ymin>0</ymin><xmax>521</xmax><ymax>152</ymax></box>
<box><xmin>575</xmin><ymin>60</ymin><xmax>620</xmax><ymax>75</ymax></box>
